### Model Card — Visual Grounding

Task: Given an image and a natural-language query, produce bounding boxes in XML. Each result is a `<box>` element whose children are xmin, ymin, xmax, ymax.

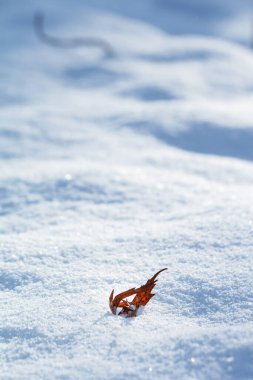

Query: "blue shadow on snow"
<box><xmin>127</xmin><ymin>121</ymin><xmax>253</xmax><ymax>162</ymax></box>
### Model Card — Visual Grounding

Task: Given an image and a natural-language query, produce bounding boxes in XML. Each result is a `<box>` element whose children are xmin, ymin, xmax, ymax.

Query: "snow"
<box><xmin>1</xmin><ymin>1</ymin><xmax>253</xmax><ymax>379</ymax></box>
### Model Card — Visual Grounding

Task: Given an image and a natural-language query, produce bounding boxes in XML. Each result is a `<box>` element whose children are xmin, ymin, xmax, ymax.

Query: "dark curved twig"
<box><xmin>33</xmin><ymin>11</ymin><xmax>115</xmax><ymax>58</ymax></box>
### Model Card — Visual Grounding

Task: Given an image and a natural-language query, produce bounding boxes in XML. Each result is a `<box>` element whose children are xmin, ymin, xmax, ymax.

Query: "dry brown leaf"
<box><xmin>109</xmin><ymin>268</ymin><xmax>167</xmax><ymax>317</ymax></box>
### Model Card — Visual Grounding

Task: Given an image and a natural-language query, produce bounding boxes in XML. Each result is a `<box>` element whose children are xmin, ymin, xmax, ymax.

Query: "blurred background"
<box><xmin>1</xmin><ymin>0</ymin><xmax>253</xmax><ymax>161</ymax></box>
<box><xmin>1</xmin><ymin>0</ymin><xmax>253</xmax><ymax>47</ymax></box>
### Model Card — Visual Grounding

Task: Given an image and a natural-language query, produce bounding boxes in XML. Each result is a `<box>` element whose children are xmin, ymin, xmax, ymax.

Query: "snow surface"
<box><xmin>1</xmin><ymin>1</ymin><xmax>253</xmax><ymax>379</ymax></box>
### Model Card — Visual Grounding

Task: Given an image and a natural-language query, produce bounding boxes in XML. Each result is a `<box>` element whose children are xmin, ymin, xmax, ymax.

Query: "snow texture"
<box><xmin>1</xmin><ymin>0</ymin><xmax>253</xmax><ymax>379</ymax></box>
